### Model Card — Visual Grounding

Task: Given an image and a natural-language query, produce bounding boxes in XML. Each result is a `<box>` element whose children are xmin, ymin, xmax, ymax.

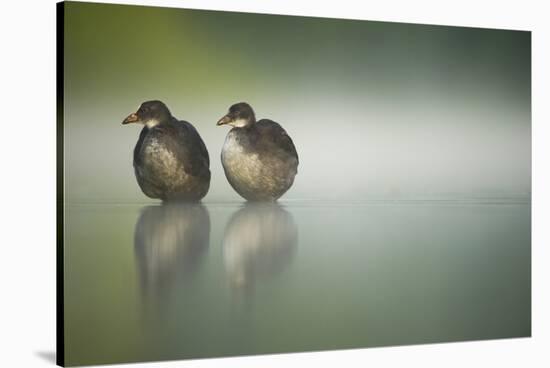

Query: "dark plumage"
<box><xmin>123</xmin><ymin>100</ymin><xmax>210</xmax><ymax>201</ymax></box>
<box><xmin>217</xmin><ymin>103</ymin><xmax>299</xmax><ymax>201</ymax></box>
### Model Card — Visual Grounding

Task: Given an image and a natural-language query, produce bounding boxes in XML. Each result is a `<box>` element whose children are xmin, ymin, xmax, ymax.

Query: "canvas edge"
<box><xmin>56</xmin><ymin>1</ymin><xmax>65</xmax><ymax>367</ymax></box>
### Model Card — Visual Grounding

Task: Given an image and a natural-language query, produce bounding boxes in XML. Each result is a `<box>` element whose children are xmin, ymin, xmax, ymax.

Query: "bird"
<box><xmin>217</xmin><ymin>102</ymin><xmax>298</xmax><ymax>201</ymax></box>
<box><xmin>122</xmin><ymin>100</ymin><xmax>210</xmax><ymax>201</ymax></box>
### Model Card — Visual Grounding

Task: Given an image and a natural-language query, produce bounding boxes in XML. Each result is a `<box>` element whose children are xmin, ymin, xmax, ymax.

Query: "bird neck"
<box><xmin>242</xmin><ymin>119</ymin><xmax>256</xmax><ymax>129</ymax></box>
<box><xmin>144</xmin><ymin>119</ymin><xmax>160</xmax><ymax>129</ymax></box>
<box><xmin>145</xmin><ymin>116</ymin><xmax>172</xmax><ymax>128</ymax></box>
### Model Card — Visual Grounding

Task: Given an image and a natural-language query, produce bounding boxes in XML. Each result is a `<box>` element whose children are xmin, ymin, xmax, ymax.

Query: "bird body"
<box><xmin>218</xmin><ymin>103</ymin><xmax>298</xmax><ymax>201</ymax></box>
<box><xmin>124</xmin><ymin>101</ymin><xmax>210</xmax><ymax>201</ymax></box>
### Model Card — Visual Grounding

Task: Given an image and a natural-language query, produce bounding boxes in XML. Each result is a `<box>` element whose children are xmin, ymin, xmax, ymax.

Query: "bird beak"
<box><xmin>122</xmin><ymin>112</ymin><xmax>139</xmax><ymax>125</ymax></box>
<box><xmin>217</xmin><ymin>114</ymin><xmax>232</xmax><ymax>126</ymax></box>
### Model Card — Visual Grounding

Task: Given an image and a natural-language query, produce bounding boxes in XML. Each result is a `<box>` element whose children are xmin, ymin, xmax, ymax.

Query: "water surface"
<box><xmin>64</xmin><ymin>200</ymin><xmax>531</xmax><ymax>366</ymax></box>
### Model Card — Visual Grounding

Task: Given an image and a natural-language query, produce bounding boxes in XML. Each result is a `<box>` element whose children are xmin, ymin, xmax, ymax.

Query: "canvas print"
<box><xmin>57</xmin><ymin>1</ymin><xmax>531</xmax><ymax>366</ymax></box>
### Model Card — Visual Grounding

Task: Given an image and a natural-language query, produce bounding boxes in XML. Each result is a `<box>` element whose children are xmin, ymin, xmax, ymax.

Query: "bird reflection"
<box><xmin>223</xmin><ymin>203</ymin><xmax>298</xmax><ymax>293</ymax></box>
<box><xmin>134</xmin><ymin>202</ymin><xmax>210</xmax><ymax>302</ymax></box>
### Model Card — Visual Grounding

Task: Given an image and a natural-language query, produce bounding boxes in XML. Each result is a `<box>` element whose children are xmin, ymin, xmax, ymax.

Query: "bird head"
<box><xmin>123</xmin><ymin>100</ymin><xmax>172</xmax><ymax>128</ymax></box>
<box><xmin>217</xmin><ymin>102</ymin><xmax>256</xmax><ymax>128</ymax></box>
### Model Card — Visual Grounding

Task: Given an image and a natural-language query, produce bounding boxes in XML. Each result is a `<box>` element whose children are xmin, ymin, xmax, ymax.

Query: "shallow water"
<box><xmin>63</xmin><ymin>200</ymin><xmax>530</xmax><ymax>366</ymax></box>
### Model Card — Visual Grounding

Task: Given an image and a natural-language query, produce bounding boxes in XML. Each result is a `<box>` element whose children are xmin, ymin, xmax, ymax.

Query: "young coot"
<box><xmin>123</xmin><ymin>100</ymin><xmax>210</xmax><ymax>201</ymax></box>
<box><xmin>217</xmin><ymin>102</ymin><xmax>298</xmax><ymax>201</ymax></box>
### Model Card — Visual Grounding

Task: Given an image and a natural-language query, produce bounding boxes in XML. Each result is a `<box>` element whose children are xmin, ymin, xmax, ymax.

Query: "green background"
<box><xmin>61</xmin><ymin>2</ymin><xmax>531</xmax><ymax>366</ymax></box>
<box><xmin>63</xmin><ymin>1</ymin><xmax>531</xmax><ymax>203</ymax></box>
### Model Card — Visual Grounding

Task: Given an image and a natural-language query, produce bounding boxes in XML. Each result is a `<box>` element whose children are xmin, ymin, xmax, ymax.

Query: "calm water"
<box><xmin>63</xmin><ymin>201</ymin><xmax>530</xmax><ymax>366</ymax></box>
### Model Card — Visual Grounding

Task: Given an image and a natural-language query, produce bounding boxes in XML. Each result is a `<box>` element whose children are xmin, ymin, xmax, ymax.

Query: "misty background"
<box><xmin>61</xmin><ymin>4</ymin><xmax>531</xmax><ymax>364</ymax></box>
<box><xmin>62</xmin><ymin>2</ymin><xmax>531</xmax><ymax>203</ymax></box>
